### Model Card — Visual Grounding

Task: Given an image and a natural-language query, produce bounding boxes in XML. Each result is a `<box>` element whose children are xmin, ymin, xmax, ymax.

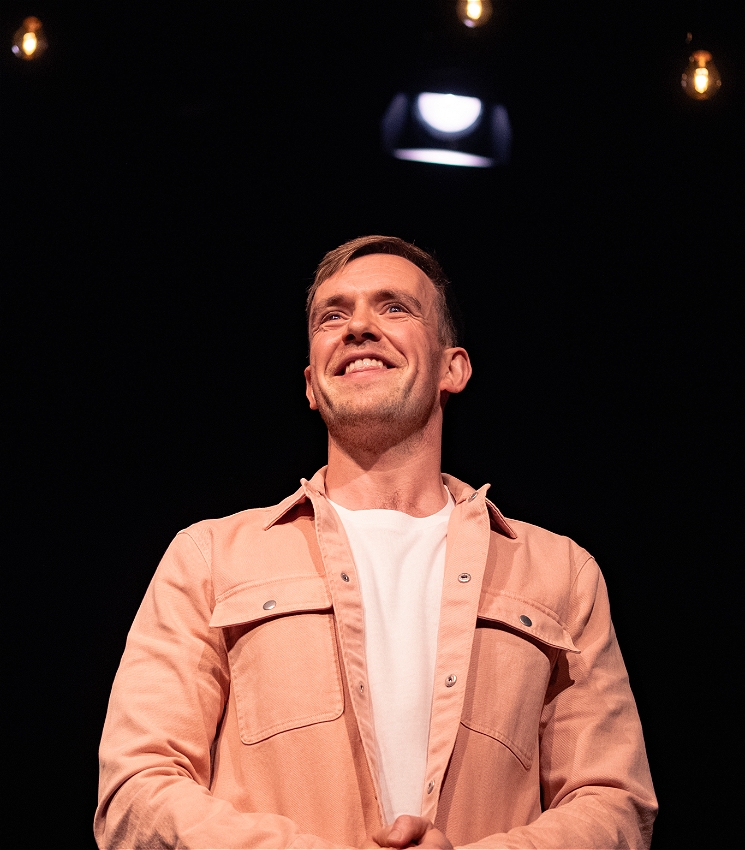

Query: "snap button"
<box><xmin>446</xmin><ymin>674</ymin><xmax>457</xmax><ymax>687</ymax></box>
<box><xmin>262</xmin><ymin>600</ymin><xmax>277</xmax><ymax>610</ymax></box>
<box><xmin>341</xmin><ymin>573</ymin><xmax>350</xmax><ymax>582</ymax></box>
<box><xmin>458</xmin><ymin>572</ymin><xmax>471</xmax><ymax>583</ymax></box>
<box><xmin>427</xmin><ymin>780</ymin><xmax>435</xmax><ymax>794</ymax></box>
<box><xmin>468</xmin><ymin>491</ymin><xmax>478</xmax><ymax>502</ymax></box>
<box><xmin>519</xmin><ymin>614</ymin><xmax>532</xmax><ymax>627</ymax></box>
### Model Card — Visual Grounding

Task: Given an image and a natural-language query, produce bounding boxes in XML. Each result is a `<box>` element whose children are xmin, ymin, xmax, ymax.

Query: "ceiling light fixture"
<box><xmin>12</xmin><ymin>16</ymin><xmax>47</xmax><ymax>60</ymax></box>
<box><xmin>456</xmin><ymin>0</ymin><xmax>493</xmax><ymax>29</ymax></box>
<box><xmin>416</xmin><ymin>93</ymin><xmax>483</xmax><ymax>137</ymax></box>
<box><xmin>382</xmin><ymin>91</ymin><xmax>511</xmax><ymax>168</ymax></box>
<box><xmin>681</xmin><ymin>50</ymin><xmax>722</xmax><ymax>100</ymax></box>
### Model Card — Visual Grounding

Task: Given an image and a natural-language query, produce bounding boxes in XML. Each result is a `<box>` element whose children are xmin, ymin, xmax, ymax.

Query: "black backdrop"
<box><xmin>3</xmin><ymin>1</ymin><xmax>742</xmax><ymax>846</ymax></box>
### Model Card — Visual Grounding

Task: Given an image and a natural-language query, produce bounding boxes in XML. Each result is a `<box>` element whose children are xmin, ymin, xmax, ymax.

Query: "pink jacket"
<box><xmin>95</xmin><ymin>470</ymin><xmax>657</xmax><ymax>848</ymax></box>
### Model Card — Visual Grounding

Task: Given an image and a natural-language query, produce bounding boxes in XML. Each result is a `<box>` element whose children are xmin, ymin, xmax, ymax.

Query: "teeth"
<box><xmin>344</xmin><ymin>358</ymin><xmax>386</xmax><ymax>375</ymax></box>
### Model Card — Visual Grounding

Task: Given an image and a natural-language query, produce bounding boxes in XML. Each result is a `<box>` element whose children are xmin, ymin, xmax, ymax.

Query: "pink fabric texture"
<box><xmin>95</xmin><ymin>469</ymin><xmax>657</xmax><ymax>848</ymax></box>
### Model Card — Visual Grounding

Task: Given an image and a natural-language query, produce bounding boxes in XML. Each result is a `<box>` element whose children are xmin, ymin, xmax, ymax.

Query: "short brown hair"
<box><xmin>306</xmin><ymin>235</ymin><xmax>460</xmax><ymax>347</ymax></box>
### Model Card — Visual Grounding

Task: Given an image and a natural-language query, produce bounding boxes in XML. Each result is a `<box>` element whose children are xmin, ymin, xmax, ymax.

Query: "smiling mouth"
<box><xmin>339</xmin><ymin>357</ymin><xmax>392</xmax><ymax>376</ymax></box>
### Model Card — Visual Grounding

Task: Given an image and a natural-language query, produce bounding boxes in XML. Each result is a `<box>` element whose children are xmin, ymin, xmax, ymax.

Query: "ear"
<box><xmin>304</xmin><ymin>365</ymin><xmax>319</xmax><ymax>410</ymax></box>
<box><xmin>439</xmin><ymin>347</ymin><xmax>472</xmax><ymax>396</ymax></box>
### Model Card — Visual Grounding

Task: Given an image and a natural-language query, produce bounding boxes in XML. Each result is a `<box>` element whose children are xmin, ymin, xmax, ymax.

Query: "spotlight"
<box><xmin>382</xmin><ymin>90</ymin><xmax>511</xmax><ymax>168</ymax></box>
<box><xmin>12</xmin><ymin>16</ymin><xmax>47</xmax><ymax>60</ymax></box>
<box><xmin>416</xmin><ymin>93</ymin><xmax>483</xmax><ymax>137</ymax></box>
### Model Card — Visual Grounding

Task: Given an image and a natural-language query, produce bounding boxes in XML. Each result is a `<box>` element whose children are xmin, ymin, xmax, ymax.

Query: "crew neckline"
<box><xmin>327</xmin><ymin>489</ymin><xmax>454</xmax><ymax>522</ymax></box>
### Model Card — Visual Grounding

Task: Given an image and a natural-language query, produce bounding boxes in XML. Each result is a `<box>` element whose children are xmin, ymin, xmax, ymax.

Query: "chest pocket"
<box><xmin>461</xmin><ymin>593</ymin><xmax>578</xmax><ymax>770</ymax></box>
<box><xmin>210</xmin><ymin>574</ymin><xmax>344</xmax><ymax>745</ymax></box>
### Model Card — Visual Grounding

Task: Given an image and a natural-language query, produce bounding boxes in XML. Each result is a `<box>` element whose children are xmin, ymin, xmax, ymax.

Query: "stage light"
<box><xmin>681</xmin><ymin>50</ymin><xmax>721</xmax><ymax>100</ymax></box>
<box><xmin>456</xmin><ymin>0</ymin><xmax>493</xmax><ymax>29</ymax></box>
<box><xmin>382</xmin><ymin>91</ymin><xmax>511</xmax><ymax>168</ymax></box>
<box><xmin>416</xmin><ymin>93</ymin><xmax>483</xmax><ymax>136</ymax></box>
<box><xmin>12</xmin><ymin>16</ymin><xmax>47</xmax><ymax>60</ymax></box>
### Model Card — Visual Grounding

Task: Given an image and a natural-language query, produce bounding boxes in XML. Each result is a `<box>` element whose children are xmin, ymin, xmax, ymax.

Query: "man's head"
<box><xmin>306</xmin><ymin>236</ymin><xmax>460</xmax><ymax>349</ymax></box>
<box><xmin>304</xmin><ymin>237</ymin><xmax>471</xmax><ymax>454</ymax></box>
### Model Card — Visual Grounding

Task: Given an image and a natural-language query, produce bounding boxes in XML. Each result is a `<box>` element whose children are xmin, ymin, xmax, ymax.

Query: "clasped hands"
<box><xmin>364</xmin><ymin>814</ymin><xmax>454</xmax><ymax>849</ymax></box>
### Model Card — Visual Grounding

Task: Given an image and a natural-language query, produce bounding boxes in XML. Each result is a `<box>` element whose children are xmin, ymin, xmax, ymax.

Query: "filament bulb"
<box><xmin>12</xmin><ymin>16</ymin><xmax>47</xmax><ymax>59</ymax></box>
<box><xmin>681</xmin><ymin>50</ymin><xmax>721</xmax><ymax>100</ymax></box>
<box><xmin>456</xmin><ymin>0</ymin><xmax>493</xmax><ymax>29</ymax></box>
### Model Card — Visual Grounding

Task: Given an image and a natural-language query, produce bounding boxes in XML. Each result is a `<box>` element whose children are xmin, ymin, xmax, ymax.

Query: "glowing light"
<box><xmin>467</xmin><ymin>1</ymin><xmax>483</xmax><ymax>20</ymax></box>
<box><xmin>22</xmin><ymin>31</ymin><xmax>37</xmax><ymax>56</ymax></box>
<box><xmin>693</xmin><ymin>67</ymin><xmax>709</xmax><ymax>93</ymax></box>
<box><xmin>456</xmin><ymin>0</ymin><xmax>493</xmax><ymax>28</ymax></box>
<box><xmin>393</xmin><ymin>149</ymin><xmax>494</xmax><ymax>168</ymax></box>
<box><xmin>416</xmin><ymin>93</ymin><xmax>483</xmax><ymax>136</ymax></box>
<box><xmin>12</xmin><ymin>16</ymin><xmax>47</xmax><ymax>60</ymax></box>
<box><xmin>681</xmin><ymin>50</ymin><xmax>721</xmax><ymax>100</ymax></box>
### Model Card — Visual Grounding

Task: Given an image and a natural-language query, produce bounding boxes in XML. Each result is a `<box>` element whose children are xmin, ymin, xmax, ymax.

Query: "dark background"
<box><xmin>3</xmin><ymin>1</ymin><xmax>742</xmax><ymax>846</ymax></box>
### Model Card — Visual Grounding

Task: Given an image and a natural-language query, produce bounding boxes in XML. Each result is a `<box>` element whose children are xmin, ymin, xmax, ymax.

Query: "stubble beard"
<box><xmin>314</xmin><ymin>372</ymin><xmax>440</xmax><ymax>456</ymax></box>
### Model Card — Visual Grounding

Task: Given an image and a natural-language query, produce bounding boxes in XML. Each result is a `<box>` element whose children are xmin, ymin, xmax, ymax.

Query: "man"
<box><xmin>96</xmin><ymin>236</ymin><xmax>657</xmax><ymax>848</ymax></box>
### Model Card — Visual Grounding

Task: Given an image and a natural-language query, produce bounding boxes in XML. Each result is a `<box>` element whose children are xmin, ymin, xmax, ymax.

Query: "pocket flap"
<box><xmin>210</xmin><ymin>574</ymin><xmax>332</xmax><ymax>628</ymax></box>
<box><xmin>477</xmin><ymin>592</ymin><xmax>578</xmax><ymax>653</ymax></box>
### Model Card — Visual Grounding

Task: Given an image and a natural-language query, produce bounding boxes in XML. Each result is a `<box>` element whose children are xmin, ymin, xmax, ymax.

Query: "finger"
<box><xmin>416</xmin><ymin>828</ymin><xmax>455</xmax><ymax>850</ymax></box>
<box><xmin>375</xmin><ymin>815</ymin><xmax>431</xmax><ymax>848</ymax></box>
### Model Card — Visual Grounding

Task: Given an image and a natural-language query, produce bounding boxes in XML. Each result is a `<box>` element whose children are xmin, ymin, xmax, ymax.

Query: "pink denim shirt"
<box><xmin>95</xmin><ymin>469</ymin><xmax>657</xmax><ymax>848</ymax></box>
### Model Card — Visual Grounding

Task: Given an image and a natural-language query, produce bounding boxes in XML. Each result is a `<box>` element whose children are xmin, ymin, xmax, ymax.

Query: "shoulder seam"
<box><xmin>570</xmin><ymin>552</ymin><xmax>598</xmax><ymax>596</ymax></box>
<box><xmin>177</xmin><ymin>529</ymin><xmax>215</xmax><ymax>601</ymax></box>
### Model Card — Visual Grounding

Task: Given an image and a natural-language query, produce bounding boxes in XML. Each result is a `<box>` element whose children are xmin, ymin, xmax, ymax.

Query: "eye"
<box><xmin>387</xmin><ymin>303</ymin><xmax>407</xmax><ymax>313</ymax></box>
<box><xmin>321</xmin><ymin>311</ymin><xmax>343</xmax><ymax>322</ymax></box>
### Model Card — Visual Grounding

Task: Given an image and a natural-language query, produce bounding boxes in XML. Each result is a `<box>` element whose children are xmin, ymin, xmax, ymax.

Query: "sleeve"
<box><xmin>94</xmin><ymin>531</ymin><xmax>341</xmax><ymax>849</ymax></box>
<box><xmin>462</xmin><ymin>556</ymin><xmax>658</xmax><ymax>850</ymax></box>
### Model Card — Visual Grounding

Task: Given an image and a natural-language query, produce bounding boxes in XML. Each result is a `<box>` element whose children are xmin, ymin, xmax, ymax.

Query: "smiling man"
<box><xmin>96</xmin><ymin>236</ymin><xmax>657</xmax><ymax>849</ymax></box>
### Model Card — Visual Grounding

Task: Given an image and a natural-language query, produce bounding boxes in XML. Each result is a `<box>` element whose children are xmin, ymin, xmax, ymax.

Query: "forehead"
<box><xmin>312</xmin><ymin>254</ymin><xmax>436</xmax><ymax>307</ymax></box>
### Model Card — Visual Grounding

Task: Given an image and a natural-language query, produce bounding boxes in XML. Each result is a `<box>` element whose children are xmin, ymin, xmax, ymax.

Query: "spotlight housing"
<box><xmin>382</xmin><ymin>90</ymin><xmax>511</xmax><ymax>168</ymax></box>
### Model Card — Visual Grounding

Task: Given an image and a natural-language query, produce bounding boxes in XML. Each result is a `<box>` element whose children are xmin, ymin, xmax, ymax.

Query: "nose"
<box><xmin>344</xmin><ymin>305</ymin><xmax>381</xmax><ymax>343</ymax></box>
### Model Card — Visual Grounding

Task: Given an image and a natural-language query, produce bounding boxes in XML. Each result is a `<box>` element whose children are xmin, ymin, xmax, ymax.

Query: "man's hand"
<box><xmin>367</xmin><ymin>814</ymin><xmax>454</xmax><ymax>849</ymax></box>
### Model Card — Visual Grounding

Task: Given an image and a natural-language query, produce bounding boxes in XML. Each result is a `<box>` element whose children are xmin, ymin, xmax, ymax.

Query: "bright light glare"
<box><xmin>467</xmin><ymin>1</ymin><xmax>483</xmax><ymax>20</ymax></box>
<box><xmin>417</xmin><ymin>93</ymin><xmax>483</xmax><ymax>135</ymax></box>
<box><xmin>693</xmin><ymin>68</ymin><xmax>709</xmax><ymax>93</ymax></box>
<box><xmin>22</xmin><ymin>31</ymin><xmax>38</xmax><ymax>56</ymax></box>
<box><xmin>12</xmin><ymin>16</ymin><xmax>46</xmax><ymax>60</ymax></box>
<box><xmin>393</xmin><ymin>148</ymin><xmax>494</xmax><ymax>168</ymax></box>
<box><xmin>457</xmin><ymin>0</ymin><xmax>493</xmax><ymax>28</ymax></box>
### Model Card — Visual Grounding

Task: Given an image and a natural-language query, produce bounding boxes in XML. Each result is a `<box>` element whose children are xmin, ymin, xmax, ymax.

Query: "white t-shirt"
<box><xmin>328</xmin><ymin>493</ymin><xmax>454</xmax><ymax>823</ymax></box>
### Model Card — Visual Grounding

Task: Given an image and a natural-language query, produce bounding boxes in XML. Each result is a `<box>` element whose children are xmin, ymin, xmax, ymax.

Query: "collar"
<box><xmin>262</xmin><ymin>467</ymin><xmax>517</xmax><ymax>539</ymax></box>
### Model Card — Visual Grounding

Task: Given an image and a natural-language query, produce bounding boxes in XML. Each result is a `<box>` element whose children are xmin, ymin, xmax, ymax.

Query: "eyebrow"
<box><xmin>311</xmin><ymin>289</ymin><xmax>424</xmax><ymax>324</ymax></box>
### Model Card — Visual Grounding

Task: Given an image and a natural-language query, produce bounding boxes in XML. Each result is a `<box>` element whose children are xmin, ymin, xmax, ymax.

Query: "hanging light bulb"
<box><xmin>681</xmin><ymin>50</ymin><xmax>721</xmax><ymax>100</ymax></box>
<box><xmin>456</xmin><ymin>0</ymin><xmax>493</xmax><ymax>29</ymax></box>
<box><xmin>12</xmin><ymin>16</ymin><xmax>48</xmax><ymax>59</ymax></box>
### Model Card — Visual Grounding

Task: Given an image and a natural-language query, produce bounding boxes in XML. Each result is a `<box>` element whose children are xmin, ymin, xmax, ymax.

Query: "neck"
<box><xmin>324</xmin><ymin>415</ymin><xmax>448</xmax><ymax>517</ymax></box>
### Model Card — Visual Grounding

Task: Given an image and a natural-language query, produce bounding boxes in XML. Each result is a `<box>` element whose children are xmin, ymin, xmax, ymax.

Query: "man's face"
<box><xmin>304</xmin><ymin>254</ymin><xmax>450</xmax><ymax>441</ymax></box>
